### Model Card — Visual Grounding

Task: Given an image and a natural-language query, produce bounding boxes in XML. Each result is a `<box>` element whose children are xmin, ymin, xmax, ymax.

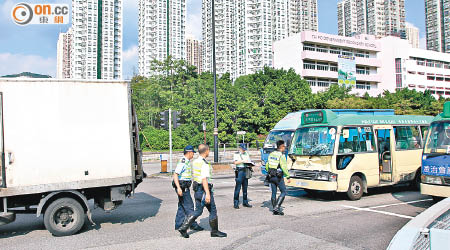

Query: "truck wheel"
<box><xmin>347</xmin><ymin>176</ymin><xmax>363</xmax><ymax>200</ymax></box>
<box><xmin>43</xmin><ymin>198</ymin><xmax>86</xmax><ymax>236</ymax></box>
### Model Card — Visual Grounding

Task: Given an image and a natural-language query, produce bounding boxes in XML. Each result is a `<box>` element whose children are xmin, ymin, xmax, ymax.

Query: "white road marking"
<box><xmin>341</xmin><ymin>205</ymin><xmax>414</xmax><ymax>219</ymax></box>
<box><xmin>368</xmin><ymin>199</ymin><xmax>433</xmax><ymax>209</ymax></box>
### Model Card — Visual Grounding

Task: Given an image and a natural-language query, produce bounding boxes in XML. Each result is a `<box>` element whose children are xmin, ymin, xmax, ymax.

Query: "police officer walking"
<box><xmin>173</xmin><ymin>145</ymin><xmax>203</xmax><ymax>238</ymax></box>
<box><xmin>233</xmin><ymin>143</ymin><xmax>252</xmax><ymax>209</ymax></box>
<box><xmin>178</xmin><ymin>144</ymin><xmax>227</xmax><ymax>238</ymax></box>
<box><xmin>266</xmin><ymin>140</ymin><xmax>291</xmax><ymax>215</ymax></box>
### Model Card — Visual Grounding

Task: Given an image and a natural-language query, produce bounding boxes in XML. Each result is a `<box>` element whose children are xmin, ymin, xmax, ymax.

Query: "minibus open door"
<box><xmin>374</xmin><ymin>126</ymin><xmax>393</xmax><ymax>183</ymax></box>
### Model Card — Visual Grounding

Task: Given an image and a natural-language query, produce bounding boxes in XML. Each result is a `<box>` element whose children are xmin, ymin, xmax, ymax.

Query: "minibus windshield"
<box><xmin>424</xmin><ymin>121</ymin><xmax>450</xmax><ymax>155</ymax></box>
<box><xmin>290</xmin><ymin>126</ymin><xmax>336</xmax><ymax>156</ymax></box>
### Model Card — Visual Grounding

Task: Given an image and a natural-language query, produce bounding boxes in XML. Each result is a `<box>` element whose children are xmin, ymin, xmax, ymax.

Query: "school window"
<box><xmin>338</xmin><ymin>127</ymin><xmax>376</xmax><ymax>154</ymax></box>
<box><xmin>394</xmin><ymin>126</ymin><xmax>423</xmax><ymax>150</ymax></box>
<box><xmin>303</xmin><ymin>60</ymin><xmax>316</xmax><ymax>70</ymax></box>
<box><xmin>395</xmin><ymin>58</ymin><xmax>402</xmax><ymax>73</ymax></box>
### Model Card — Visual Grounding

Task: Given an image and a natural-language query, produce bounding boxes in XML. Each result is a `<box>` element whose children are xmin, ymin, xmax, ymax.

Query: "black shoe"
<box><xmin>211</xmin><ymin>230</ymin><xmax>228</xmax><ymax>237</ymax></box>
<box><xmin>179</xmin><ymin>230</ymin><xmax>189</xmax><ymax>238</ymax></box>
<box><xmin>274</xmin><ymin>196</ymin><xmax>285</xmax><ymax>216</ymax></box>
<box><xmin>243</xmin><ymin>203</ymin><xmax>252</xmax><ymax>208</ymax></box>
<box><xmin>190</xmin><ymin>224</ymin><xmax>204</xmax><ymax>231</ymax></box>
<box><xmin>179</xmin><ymin>215</ymin><xmax>196</xmax><ymax>232</ymax></box>
<box><xmin>210</xmin><ymin>218</ymin><xmax>227</xmax><ymax>238</ymax></box>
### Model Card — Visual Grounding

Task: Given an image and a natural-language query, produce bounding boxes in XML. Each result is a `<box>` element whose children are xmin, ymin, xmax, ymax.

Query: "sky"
<box><xmin>0</xmin><ymin>0</ymin><xmax>426</xmax><ymax>79</ymax></box>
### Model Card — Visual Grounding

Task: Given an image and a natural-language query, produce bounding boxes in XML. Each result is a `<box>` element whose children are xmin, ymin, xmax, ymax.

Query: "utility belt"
<box><xmin>172</xmin><ymin>180</ymin><xmax>192</xmax><ymax>191</ymax></box>
<box><xmin>193</xmin><ymin>182</ymin><xmax>213</xmax><ymax>192</ymax></box>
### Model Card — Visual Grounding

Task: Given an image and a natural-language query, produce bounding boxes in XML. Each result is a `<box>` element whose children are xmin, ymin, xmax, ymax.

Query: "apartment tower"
<box><xmin>338</xmin><ymin>0</ymin><xmax>406</xmax><ymax>38</ymax></box>
<box><xmin>202</xmin><ymin>0</ymin><xmax>318</xmax><ymax>79</ymax></box>
<box><xmin>405</xmin><ymin>23</ymin><xmax>420</xmax><ymax>49</ymax></box>
<box><xmin>425</xmin><ymin>0</ymin><xmax>450</xmax><ymax>53</ymax></box>
<box><xmin>139</xmin><ymin>0</ymin><xmax>186</xmax><ymax>77</ymax></box>
<box><xmin>71</xmin><ymin>0</ymin><xmax>123</xmax><ymax>80</ymax></box>
<box><xmin>186</xmin><ymin>36</ymin><xmax>203</xmax><ymax>74</ymax></box>
<box><xmin>56</xmin><ymin>28</ymin><xmax>73</xmax><ymax>79</ymax></box>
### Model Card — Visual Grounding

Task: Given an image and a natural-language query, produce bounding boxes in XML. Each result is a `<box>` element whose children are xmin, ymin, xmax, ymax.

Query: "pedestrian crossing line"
<box><xmin>368</xmin><ymin>199</ymin><xmax>433</xmax><ymax>209</ymax></box>
<box><xmin>341</xmin><ymin>205</ymin><xmax>413</xmax><ymax>219</ymax></box>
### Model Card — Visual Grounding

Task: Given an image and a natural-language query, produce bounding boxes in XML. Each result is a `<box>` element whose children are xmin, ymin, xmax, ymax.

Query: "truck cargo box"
<box><xmin>0</xmin><ymin>79</ymin><xmax>137</xmax><ymax>197</ymax></box>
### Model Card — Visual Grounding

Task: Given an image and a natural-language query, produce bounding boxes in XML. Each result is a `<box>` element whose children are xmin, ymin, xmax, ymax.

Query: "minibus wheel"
<box><xmin>347</xmin><ymin>176</ymin><xmax>363</xmax><ymax>200</ymax></box>
<box><xmin>304</xmin><ymin>189</ymin><xmax>318</xmax><ymax>196</ymax></box>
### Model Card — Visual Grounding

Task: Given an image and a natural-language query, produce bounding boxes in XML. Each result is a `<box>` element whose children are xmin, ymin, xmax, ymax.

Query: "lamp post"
<box><xmin>212</xmin><ymin>0</ymin><xmax>218</xmax><ymax>163</ymax></box>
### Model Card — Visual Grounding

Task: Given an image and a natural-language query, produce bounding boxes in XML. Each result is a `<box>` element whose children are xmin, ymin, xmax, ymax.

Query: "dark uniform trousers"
<box><xmin>270</xmin><ymin>177</ymin><xmax>287</xmax><ymax>201</ymax></box>
<box><xmin>175</xmin><ymin>187</ymin><xmax>200</xmax><ymax>230</ymax></box>
<box><xmin>233</xmin><ymin>167</ymin><xmax>248</xmax><ymax>205</ymax></box>
<box><xmin>192</xmin><ymin>184</ymin><xmax>217</xmax><ymax>220</ymax></box>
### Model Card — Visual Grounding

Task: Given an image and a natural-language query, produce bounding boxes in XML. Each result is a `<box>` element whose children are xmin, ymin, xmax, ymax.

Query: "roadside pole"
<box><xmin>203</xmin><ymin>122</ymin><xmax>207</xmax><ymax>144</ymax></box>
<box><xmin>169</xmin><ymin>108</ymin><xmax>173</xmax><ymax>172</ymax></box>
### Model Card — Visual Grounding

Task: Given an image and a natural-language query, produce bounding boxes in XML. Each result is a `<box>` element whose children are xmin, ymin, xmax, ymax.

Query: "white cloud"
<box><xmin>419</xmin><ymin>37</ymin><xmax>426</xmax><ymax>49</ymax></box>
<box><xmin>0</xmin><ymin>0</ymin><xmax>15</xmax><ymax>21</ymax></box>
<box><xmin>123</xmin><ymin>45</ymin><xmax>138</xmax><ymax>62</ymax></box>
<box><xmin>122</xmin><ymin>45</ymin><xmax>138</xmax><ymax>79</ymax></box>
<box><xmin>186</xmin><ymin>13</ymin><xmax>202</xmax><ymax>40</ymax></box>
<box><xmin>0</xmin><ymin>53</ymin><xmax>56</xmax><ymax>77</ymax></box>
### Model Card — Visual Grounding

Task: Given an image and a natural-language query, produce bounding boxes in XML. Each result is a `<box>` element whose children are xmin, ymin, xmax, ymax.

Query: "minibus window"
<box><xmin>394</xmin><ymin>126</ymin><xmax>422</xmax><ymax>150</ymax></box>
<box><xmin>338</xmin><ymin>127</ymin><xmax>375</xmax><ymax>154</ymax></box>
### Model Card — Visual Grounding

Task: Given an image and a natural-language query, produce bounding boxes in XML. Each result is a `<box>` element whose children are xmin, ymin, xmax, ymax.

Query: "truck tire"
<box><xmin>347</xmin><ymin>176</ymin><xmax>363</xmax><ymax>200</ymax></box>
<box><xmin>43</xmin><ymin>198</ymin><xmax>86</xmax><ymax>236</ymax></box>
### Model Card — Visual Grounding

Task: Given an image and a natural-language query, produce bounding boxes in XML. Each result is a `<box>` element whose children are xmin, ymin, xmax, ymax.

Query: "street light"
<box><xmin>212</xmin><ymin>0</ymin><xmax>218</xmax><ymax>163</ymax></box>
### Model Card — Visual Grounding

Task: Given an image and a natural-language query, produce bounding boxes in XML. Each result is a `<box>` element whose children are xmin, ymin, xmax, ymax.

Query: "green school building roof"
<box><xmin>301</xmin><ymin>110</ymin><xmax>434</xmax><ymax>127</ymax></box>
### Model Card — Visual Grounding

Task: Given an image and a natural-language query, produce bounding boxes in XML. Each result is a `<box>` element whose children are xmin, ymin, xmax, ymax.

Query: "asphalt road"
<box><xmin>0</xmin><ymin>169</ymin><xmax>435</xmax><ymax>250</ymax></box>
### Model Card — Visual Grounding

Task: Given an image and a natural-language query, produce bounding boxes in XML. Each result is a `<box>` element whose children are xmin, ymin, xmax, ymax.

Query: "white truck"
<box><xmin>0</xmin><ymin>78</ymin><xmax>144</xmax><ymax>236</ymax></box>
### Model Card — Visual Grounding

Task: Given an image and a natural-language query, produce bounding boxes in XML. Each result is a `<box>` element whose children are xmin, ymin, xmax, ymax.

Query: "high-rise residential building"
<box><xmin>56</xmin><ymin>28</ymin><xmax>73</xmax><ymax>79</ymax></box>
<box><xmin>186</xmin><ymin>36</ymin><xmax>203</xmax><ymax>74</ymax></box>
<box><xmin>202</xmin><ymin>0</ymin><xmax>318</xmax><ymax>79</ymax></box>
<box><xmin>405</xmin><ymin>23</ymin><xmax>420</xmax><ymax>49</ymax></box>
<box><xmin>138</xmin><ymin>0</ymin><xmax>186</xmax><ymax>77</ymax></box>
<box><xmin>337</xmin><ymin>0</ymin><xmax>358</xmax><ymax>37</ymax></box>
<box><xmin>288</xmin><ymin>0</ymin><xmax>318</xmax><ymax>35</ymax></box>
<box><xmin>338</xmin><ymin>0</ymin><xmax>405</xmax><ymax>39</ymax></box>
<box><xmin>425</xmin><ymin>0</ymin><xmax>450</xmax><ymax>53</ymax></box>
<box><xmin>71</xmin><ymin>0</ymin><xmax>123</xmax><ymax>80</ymax></box>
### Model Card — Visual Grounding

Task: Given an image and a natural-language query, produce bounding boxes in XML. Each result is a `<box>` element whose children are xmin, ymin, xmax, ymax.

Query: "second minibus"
<box><xmin>421</xmin><ymin>101</ymin><xmax>450</xmax><ymax>201</ymax></box>
<box><xmin>287</xmin><ymin>110</ymin><xmax>433</xmax><ymax>200</ymax></box>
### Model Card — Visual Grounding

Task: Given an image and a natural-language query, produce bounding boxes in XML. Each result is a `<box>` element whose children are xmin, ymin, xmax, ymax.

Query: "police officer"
<box><xmin>233</xmin><ymin>143</ymin><xmax>252</xmax><ymax>209</ymax></box>
<box><xmin>266</xmin><ymin>140</ymin><xmax>291</xmax><ymax>215</ymax></box>
<box><xmin>178</xmin><ymin>144</ymin><xmax>227</xmax><ymax>238</ymax></box>
<box><xmin>173</xmin><ymin>145</ymin><xmax>203</xmax><ymax>238</ymax></box>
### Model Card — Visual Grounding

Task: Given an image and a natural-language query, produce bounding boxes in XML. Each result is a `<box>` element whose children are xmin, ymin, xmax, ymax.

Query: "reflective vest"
<box><xmin>192</xmin><ymin>156</ymin><xmax>212</xmax><ymax>183</ymax></box>
<box><xmin>177</xmin><ymin>157</ymin><xmax>192</xmax><ymax>181</ymax></box>
<box><xmin>267</xmin><ymin>151</ymin><xmax>282</xmax><ymax>169</ymax></box>
<box><xmin>266</xmin><ymin>151</ymin><xmax>290</xmax><ymax>178</ymax></box>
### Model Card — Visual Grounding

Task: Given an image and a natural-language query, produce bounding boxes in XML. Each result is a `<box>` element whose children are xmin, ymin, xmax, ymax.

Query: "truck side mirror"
<box><xmin>256</xmin><ymin>140</ymin><xmax>260</xmax><ymax>150</ymax></box>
